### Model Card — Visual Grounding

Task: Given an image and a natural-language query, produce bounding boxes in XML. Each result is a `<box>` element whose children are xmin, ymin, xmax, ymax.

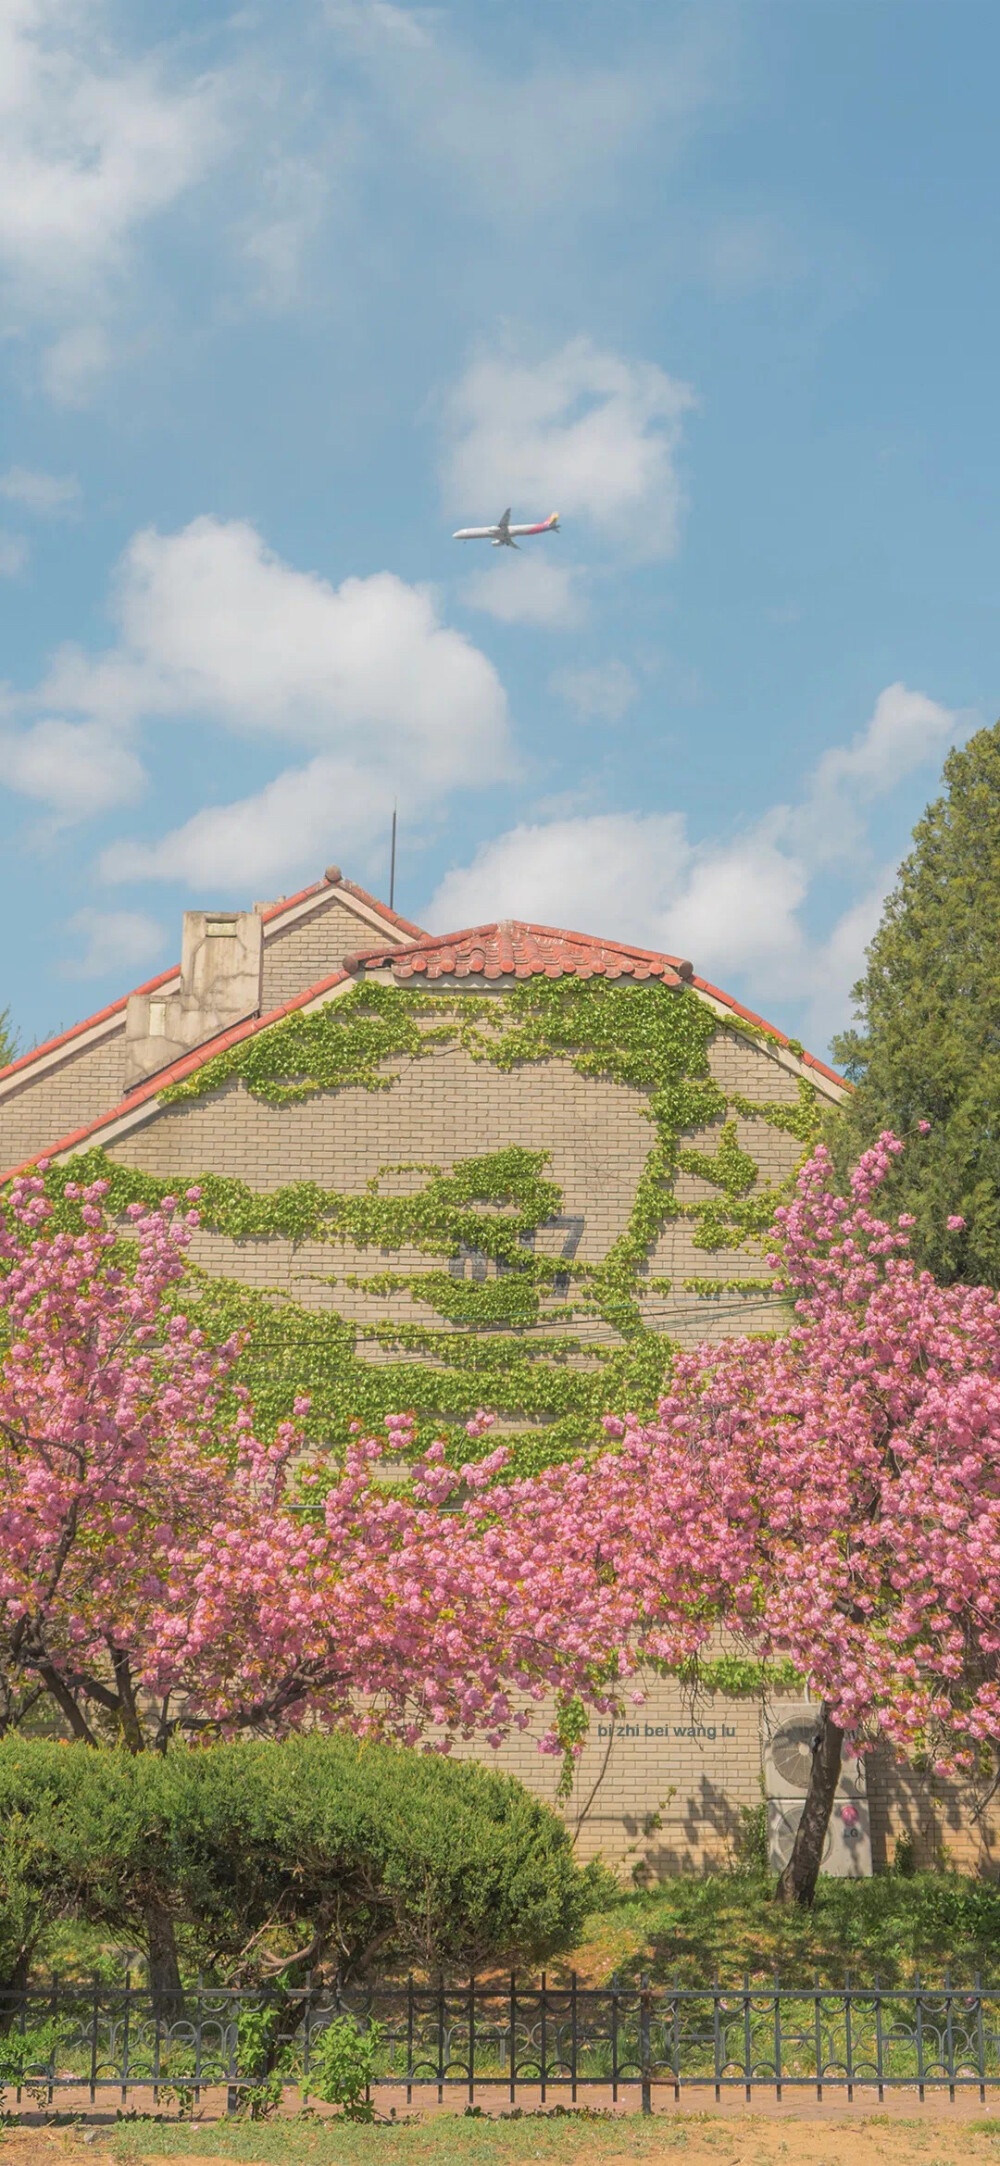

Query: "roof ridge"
<box><xmin>342</xmin><ymin>917</ymin><xmax>847</xmax><ymax>1089</ymax></box>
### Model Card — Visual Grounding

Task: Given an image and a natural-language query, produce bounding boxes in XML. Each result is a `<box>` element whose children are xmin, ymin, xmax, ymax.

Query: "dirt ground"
<box><xmin>7</xmin><ymin>2111</ymin><xmax>1000</xmax><ymax>2166</ymax></box>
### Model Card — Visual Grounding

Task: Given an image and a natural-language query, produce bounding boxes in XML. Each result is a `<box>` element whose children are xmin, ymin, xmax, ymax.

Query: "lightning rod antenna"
<box><xmin>389</xmin><ymin>802</ymin><xmax>397</xmax><ymax>912</ymax></box>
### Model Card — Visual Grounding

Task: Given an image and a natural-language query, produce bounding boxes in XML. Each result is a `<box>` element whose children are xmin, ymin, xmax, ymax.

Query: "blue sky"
<box><xmin>1</xmin><ymin>0</ymin><xmax>998</xmax><ymax>1059</ymax></box>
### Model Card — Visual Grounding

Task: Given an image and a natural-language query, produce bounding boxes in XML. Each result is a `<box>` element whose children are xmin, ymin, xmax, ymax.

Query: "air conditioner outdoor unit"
<box><xmin>763</xmin><ymin>1701</ymin><xmax>872</xmax><ymax>1878</ymax></box>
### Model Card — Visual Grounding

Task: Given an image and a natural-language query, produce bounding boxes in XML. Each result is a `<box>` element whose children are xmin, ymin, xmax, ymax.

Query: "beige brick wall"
<box><xmin>107</xmin><ymin>1016</ymin><xmax>810</xmax><ymax>1350</ymax></box>
<box><xmin>260</xmin><ymin>896</ymin><xmax>395</xmax><ymax>1007</ymax></box>
<box><xmin>455</xmin><ymin>1686</ymin><xmax>996</xmax><ymax>1885</ymax></box>
<box><xmin>0</xmin><ymin>1029</ymin><xmax>129</xmax><ymax>1170</ymax></box>
<box><xmin>865</xmin><ymin>1751</ymin><xmax>1000</xmax><ymax>1878</ymax></box>
<box><xmin>447</xmin><ymin>1677</ymin><xmax>764</xmax><ymax>1876</ymax></box>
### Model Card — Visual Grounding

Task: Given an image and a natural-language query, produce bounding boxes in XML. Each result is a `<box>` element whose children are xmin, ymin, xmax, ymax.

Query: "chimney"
<box><xmin>125</xmin><ymin>910</ymin><xmax>263</xmax><ymax>1088</ymax></box>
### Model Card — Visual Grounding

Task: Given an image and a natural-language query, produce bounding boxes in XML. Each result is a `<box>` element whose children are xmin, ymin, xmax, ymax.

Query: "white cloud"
<box><xmin>461</xmin><ymin>555</ymin><xmax>584</xmax><ymax>630</ymax></box>
<box><xmin>551</xmin><ymin>661</ymin><xmax>638</xmax><ymax>722</ymax></box>
<box><xmin>0</xmin><ymin>0</ymin><xmax>228</xmax><ymax>395</ymax></box>
<box><xmin>429</xmin><ymin>812</ymin><xmax>691</xmax><ymax>944</ymax></box>
<box><xmin>0</xmin><ymin>534</ymin><xmax>28</xmax><ymax>577</ymax></box>
<box><xmin>61</xmin><ymin>906</ymin><xmax>166</xmax><ymax>981</ymax></box>
<box><xmin>103</xmin><ymin>756</ymin><xmax>403</xmax><ymax>892</ymax></box>
<box><xmin>328</xmin><ymin>3</ymin><xmax>724</xmax><ymax>220</ymax></box>
<box><xmin>427</xmin><ymin>683</ymin><xmax>967</xmax><ymax>1053</ymax></box>
<box><xmin>0</xmin><ymin>0</ymin><xmax>224</xmax><ymax>295</ymax></box>
<box><xmin>0</xmin><ymin>717</ymin><xmax>144</xmax><ymax>821</ymax></box>
<box><xmin>443</xmin><ymin>338</ymin><xmax>695</xmax><ymax>559</ymax></box>
<box><xmin>0</xmin><ymin>466</ymin><xmax>80</xmax><ymax>516</ymax></box>
<box><xmin>3</xmin><ymin>515</ymin><xmax>512</xmax><ymax>891</ymax></box>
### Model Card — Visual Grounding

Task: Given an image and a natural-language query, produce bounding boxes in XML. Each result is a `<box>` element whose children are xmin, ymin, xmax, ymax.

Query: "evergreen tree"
<box><xmin>831</xmin><ymin>719</ymin><xmax>1000</xmax><ymax>1284</ymax></box>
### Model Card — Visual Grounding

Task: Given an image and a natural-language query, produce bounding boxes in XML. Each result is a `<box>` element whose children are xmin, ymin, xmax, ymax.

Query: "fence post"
<box><xmin>89</xmin><ymin>1972</ymin><xmax>99</xmax><ymax>2107</ymax></box>
<box><xmin>226</xmin><ymin>1985</ymin><xmax>238</xmax><ymax>2117</ymax></box>
<box><xmin>47</xmin><ymin>1973</ymin><xmax>56</xmax><ymax>2111</ymax></box>
<box><xmin>540</xmin><ymin>1972</ymin><xmax>547</xmax><ymax>2107</ymax></box>
<box><xmin>570</xmin><ymin>1971</ymin><xmax>578</xmax><ymax>2106</ymax></box>
<box><xmin>121</xmin><ymin>1969</ymin><xmax>131</xmax><ymax>2110</ymax></box>
<box><xmin>640</xmin><ymin>1974</ymin><xmax>652</xmax><ymax>2116</ymax></box>
<box><xmin>468</xmin><ymin>1975</ymin><xmax>476</xmax><ymax>2109</ymax></box>
<box><xmin>508</xmin><ymin>1972</ymin><xmax>516</xmax><ymax>2107</ymax></box>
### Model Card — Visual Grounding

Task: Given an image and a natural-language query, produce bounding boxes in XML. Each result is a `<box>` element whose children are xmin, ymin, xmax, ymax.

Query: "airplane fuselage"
<box><xmin>453</xmin><ymin>510</ymin><xmax>559</xmax><ymax>547</ymax></box>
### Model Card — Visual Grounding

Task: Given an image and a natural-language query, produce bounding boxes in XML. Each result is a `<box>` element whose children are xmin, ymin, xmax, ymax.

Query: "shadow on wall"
<box><xmin>625</xmin><ymin>1777</ymin><xmax>744</xmax><ymax>1883</ymax></box>
<box><xmin>866</xmin><ymin>1743</ymin><xmax>1000</xmax><ymax>1878</ymax></box>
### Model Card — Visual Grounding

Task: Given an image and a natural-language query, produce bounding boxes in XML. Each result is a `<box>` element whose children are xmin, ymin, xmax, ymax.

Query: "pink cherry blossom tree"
<box><xmin>437</xmin><ymin>1129</ymin><xmax>1000</xmax><ymax>1903</ymax></box>
<box><xmin>559</xmin><ymin>1130</ymin><xmax>1000</xmax><ymax>1904</ymax></box>
<box><xmin>0</xmin><ymin>1172</ymin><xmax>638</xmax><ymax>1999</ymax></box>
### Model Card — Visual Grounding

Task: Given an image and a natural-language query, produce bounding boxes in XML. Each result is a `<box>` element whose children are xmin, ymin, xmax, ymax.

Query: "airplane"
<box><xmin>452</xmin><ymin>508</ymin><xmax>560</xmax><ymax>549</ymax></box>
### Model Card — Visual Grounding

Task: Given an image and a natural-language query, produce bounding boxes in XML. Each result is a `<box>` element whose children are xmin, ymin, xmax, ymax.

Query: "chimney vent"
<box><xmin>125</xmin><ymin>910</ymin><xmax>263</xmax><ymax>1088</ymax></box>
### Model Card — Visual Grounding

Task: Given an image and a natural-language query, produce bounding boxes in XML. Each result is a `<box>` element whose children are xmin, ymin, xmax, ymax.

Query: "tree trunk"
<box><xmin>0</xmin><ymin>1945</ymin><xmax>33</xmax><ymax>2034</ymax></box>
<box><xmin>775</xmin><ymin>1702</ymin><xmax>844</xmax><ymax>1907</ymax></box>
<box><xmin>144</xmin><ymin>1899</ymin><xmax>184</xmax><ymax>2023</ymax></box>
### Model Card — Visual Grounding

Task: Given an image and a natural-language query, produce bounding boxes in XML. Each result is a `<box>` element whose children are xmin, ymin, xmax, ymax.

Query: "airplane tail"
<box><xmin>546</xmin><ymin>513</ymin><xmax>560</xmax><ymax>530</ymax></box>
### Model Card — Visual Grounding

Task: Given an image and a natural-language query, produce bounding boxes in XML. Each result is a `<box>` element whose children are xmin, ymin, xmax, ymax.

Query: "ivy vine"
<box><xmin>30</xmin><ymin>976</ymin><xmax>822</xmax><ymax>1473</ymax></box>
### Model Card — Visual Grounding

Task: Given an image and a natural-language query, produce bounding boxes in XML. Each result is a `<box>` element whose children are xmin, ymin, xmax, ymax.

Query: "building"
<box><xmin>1</xmin><ymin>868</ymin><xmax>987</xmax><ymax>1875</ymax></box>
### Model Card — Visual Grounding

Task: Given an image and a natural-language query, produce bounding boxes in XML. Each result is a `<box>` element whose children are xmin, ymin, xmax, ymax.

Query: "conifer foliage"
<box><xmin>832</xmin><ymin>720</ymin><xmax>1000</xmax><ymax>1284</ymax></box>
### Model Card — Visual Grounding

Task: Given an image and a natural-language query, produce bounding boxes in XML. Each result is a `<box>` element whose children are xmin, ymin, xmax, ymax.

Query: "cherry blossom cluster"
<box><xmin>3</xmin><ymin>1135</ymin><xmax>1000</xmax><ymax>1781</ymax></box>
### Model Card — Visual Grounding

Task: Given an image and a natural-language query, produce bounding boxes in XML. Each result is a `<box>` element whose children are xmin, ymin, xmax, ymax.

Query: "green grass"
<box><xmin>560</xmin><ymin>1871</ymin><xmax>1000</xmax><ymax>1987</ymax></box>
<box><xmin>108</xmin><ymin>2113</ymin><xmax>679</xmax><ymax>2166</ymax></box>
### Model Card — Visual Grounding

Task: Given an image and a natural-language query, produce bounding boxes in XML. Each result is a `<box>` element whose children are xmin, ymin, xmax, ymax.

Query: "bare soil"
<box><xmin>6</xmin><ymin>2107</ymin><xmax>1000</xmax><ymax>2166</ymax></box>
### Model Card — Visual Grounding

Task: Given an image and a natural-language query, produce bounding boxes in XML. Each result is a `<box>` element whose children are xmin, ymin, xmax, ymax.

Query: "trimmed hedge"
<box><xmin>0</xmin><ymin>1734</ymin><xmax>598</xmax><ymax>1984</ymax></box>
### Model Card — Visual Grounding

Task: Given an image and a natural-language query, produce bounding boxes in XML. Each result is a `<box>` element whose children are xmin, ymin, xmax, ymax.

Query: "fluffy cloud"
<box><xmin>0</xmin><ymin>466</ymin><xmax>80</xmax><ymax>516</ymax></box>
<box><xmin>429</xmin><ymin>811</ymin><xmax>690</xmax><ymax>942</ymax></box>
<box><xmin>443</xmin><ymin>338</ymin><xmax>695</xmax><ymax>558</ymax></box>
<box><xmin>0</xmin><ymin>717</ymin><xmax>144</xmax><ymax>820</ymax></box>
<box><xmin>461</xmin><ymin>555</ymin><xmax>584</xmax><ymax>630</ymax></box>
<box><xmin>427</xmin><ymin>684</ymin><xmax>967</xmax><ymax>1052</ymax></box>
<box><xmin>60</xmin><ymin>906</ymin><xmax>166</xmax><ymax>981</ymax></box>
<box><xmin>0</xmin><ymin>0</ymin><xmax>227</xmax><ymax>395</ymax></box>
<box><xmin>551</xmin><ymin>661</ymin><xmax>638</xmax><ymax>722</ymax></box>
<box><xmin>2</xmin><ymin>515</ymin><xmax>512</xmax><ymax>889</ymax></box>
<box><xmin>0</xmin><ymin>0</ymin><xmax>223</xmax><ymax>296</ymax></box>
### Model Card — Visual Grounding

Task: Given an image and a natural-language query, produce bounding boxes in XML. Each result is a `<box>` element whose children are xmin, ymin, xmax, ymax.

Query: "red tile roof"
<box><xmin>689</xmin><ymin>973</ymin><xmax>846</xmax><ymax>1090</ymax></box>
<box><xmin>344</xmin><ymin>920</ymin><xmax>696</xmax><ymax>985</ymax></box>
<box><xmin>344</xmin><ymin>918</ymin><xmax>847</xmax><ymax>1089</ymax></box>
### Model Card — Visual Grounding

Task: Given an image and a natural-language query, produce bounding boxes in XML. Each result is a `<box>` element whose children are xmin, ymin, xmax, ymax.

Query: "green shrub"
<box><xmin>0</xmin><ymin>1734</ymin><xmax>598</xmax><ymax>1985</ymax></box>
<box><xmin>309</xmin><ymin>2015</ymin><xmax>382</xmax><ymax>2119</ymax></box>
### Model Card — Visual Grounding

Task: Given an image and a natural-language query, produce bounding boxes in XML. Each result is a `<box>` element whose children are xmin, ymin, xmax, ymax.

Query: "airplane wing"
<box><xmin>497</xmin><ymin>508</ymin><xmax>511</xmax><ymax>529</ymax></box>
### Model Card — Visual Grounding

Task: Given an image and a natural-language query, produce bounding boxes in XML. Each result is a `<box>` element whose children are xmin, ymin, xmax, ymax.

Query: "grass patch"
<box><xmin>559</xmin><ymin>1871</ymin><xmax>1000</xmax><ymax>1987</ymax></box>
<box><xmin>108</xmin><ymin>2114</ymin><xmax>674</xmax><ymax>2166</ymax></box>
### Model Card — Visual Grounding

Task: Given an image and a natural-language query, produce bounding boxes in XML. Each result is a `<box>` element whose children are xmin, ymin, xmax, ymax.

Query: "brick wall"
<box><xmin>446</xmin><ymin>1676</ymin><xmax>765</xmax><ymax>1875</ymax></box>
<box><xmin>0</xmin><ymin>1029</ymin><xmax>129</xmax><ymax>1170</ymax></box>
<box><xmin>260</xmin><ymin>895</ymin><xmax>395</xmax><ymax>1007</ymax></box>
<box><xmin>107</xmin><ymin>1012</ymin><xmax>810</xmax><ymax>1348</ymax></box>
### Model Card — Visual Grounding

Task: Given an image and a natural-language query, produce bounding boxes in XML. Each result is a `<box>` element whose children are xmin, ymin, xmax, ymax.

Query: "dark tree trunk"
<box><xmin>144</xmin><ymin>1900</ymin><xmax>184</xmax><ymax>2023</ymax></box>
<box><xmin>775</xmin><ymin>1702</ymin><xmax>844</xmax><ymax>1907</ymax></box>
<box><xmin>0</xmin><ymin>1945</ymin><xmax>33</xmax><ymax>2034</ymax></box>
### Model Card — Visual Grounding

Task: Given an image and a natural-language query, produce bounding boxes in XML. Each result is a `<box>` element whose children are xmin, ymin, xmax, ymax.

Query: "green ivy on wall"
<box><xmin>33</xmin><ymin>977</ymin><xmax>822</xmax><ymax>1472</ymax></box>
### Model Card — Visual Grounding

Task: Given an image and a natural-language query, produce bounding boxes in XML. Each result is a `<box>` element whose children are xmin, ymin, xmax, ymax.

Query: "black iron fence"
<box><xmin>3</xmin><ymin>1973</ymin><xmax>1000</xmax><ymax>2111</ymax></box>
